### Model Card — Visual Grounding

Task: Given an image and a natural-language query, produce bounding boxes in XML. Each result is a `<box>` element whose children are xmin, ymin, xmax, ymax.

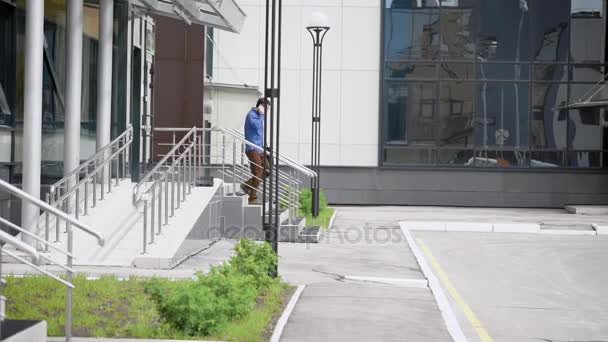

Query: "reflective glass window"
<box><xmin>530</xmin><ymin>0</ymin><xmax>570</xmax><ymax>62</ymax></box>
<box><xmin>440</xmin><ymin>63</ymin><xmax>475</xmax><ymax>80</ymax></box>
<box><xmin>475</xmin><ymin>82</ymin><xmax>530</xmax><ymax>148</ymax></box>
<box><xmin>534</xmin><ymin>64</ymin><xmax>568</xmax><ymax>82</ymax></box>
<box><xmin>386</xmin><ymin>82</ymin><xmax>437</xmax><ymax>144</ymax></box>
<box><xmin>531</xmin><ymin>83</ymin><xmax>568</xmax><ymax>149</ymax></box>
<box><xmin>384</xmin><ymin>6</ymin><xmax>440</xmax><ymax>60</ymax></box>
<box><xmin>385</xmin><ymin>62</ymin><xmax>436</xmax><ymax>80</ymax></box>
<box><xmin>476</xmin><ymin>63</ymin><xmax>531</xmax><ymax>81</ymax></box>
<box><xmin>439</xmin><ymin>81</ymin><xmax>475</xmax><ymax>147</ymax></box>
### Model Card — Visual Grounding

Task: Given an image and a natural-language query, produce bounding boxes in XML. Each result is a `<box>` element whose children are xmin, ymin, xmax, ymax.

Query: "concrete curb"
<box><xmin>398</xmin><ymin>224</ymin><xmax>468</xmax><ymax>342</ymax></box>
<box><xmin>327</xmin><ymin>208</ymin><xmax>338</xmax><ymax>230</ymax></box>
<box><xmin>270</xmin><ymin>284</ymin><xmax>306</xmax><ymax>342</ymax></box>
<box><xmin>398</xmin><ymin>221</ymin><xmax>604</xmax><ymax>235</ymax></box>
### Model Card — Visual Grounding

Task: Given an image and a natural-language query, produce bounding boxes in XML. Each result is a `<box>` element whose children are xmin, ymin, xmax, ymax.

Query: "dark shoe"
<box><xmin>248</xmin><ymin>197</ymin><xmax>259</xmax><ymax>205</ymax></box>
<box><xmin>240</xmin><ymin>183</ymin><xmax>251</xmax><ymax>196</ymax></box>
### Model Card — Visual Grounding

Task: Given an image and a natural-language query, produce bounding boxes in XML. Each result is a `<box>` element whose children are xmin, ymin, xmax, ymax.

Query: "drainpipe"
<box><xmin>21</xmin><ymin>0</ymin><xmax>44</xmax><ymax>246</ymax></box>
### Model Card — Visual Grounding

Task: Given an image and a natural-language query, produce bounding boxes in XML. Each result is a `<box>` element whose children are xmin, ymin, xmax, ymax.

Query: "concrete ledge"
<box><xmin>592</xmin><ymin>223</ymin><xmax>608</xmax><ymax>235</ymax></box>
<box><xmin>402</xmin><ymin>221</ymin><xmax>600</xmax><ymax>236</ymax></box>
<box><xmin>445</xmin><ymin>222</ymin><xmax>492</xmax><ymax>232</ymax></box>
<box><xmin>565</xmin><ymin>205</ymin><xmax>608</xmax><ymax>215</ymax></box>
<box><xmin>400</xmin><ymin>222</ymin><xmax>446</xmax><ymax>231</ymax></box>
<box><xmin>493</xmin><ymin>223</ymin><xmax>540</xmax><ymax>233</ymax></box>
<box><xmin>539</xmin><ymin>229</ymin><xmax>597</xmax><ymax>236</ymax></box>
<box><xmin>3</xmin><ymin>320</ymin><xmax>46</xmax><ymax>342</ymax></box>
<box><xmin>270</xmin><ymin>285</ymin><xmax>306</xmax><ymax>342</ymax></box>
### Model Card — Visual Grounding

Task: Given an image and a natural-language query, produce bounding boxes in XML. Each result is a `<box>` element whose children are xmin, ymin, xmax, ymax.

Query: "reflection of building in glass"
<box><xmin>382</xmin><ymin>0</ymin><xmax>607</xmax><ymax>169</ymax></box>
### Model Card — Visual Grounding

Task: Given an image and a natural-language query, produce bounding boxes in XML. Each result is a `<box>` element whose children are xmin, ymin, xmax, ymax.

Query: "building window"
<box><xmin>381</xmin><ymin>0</ymin><xmax>608</xmax><ymax>168</ymax></box>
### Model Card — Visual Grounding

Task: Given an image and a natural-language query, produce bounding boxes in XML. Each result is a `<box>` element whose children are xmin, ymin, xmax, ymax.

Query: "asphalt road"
<box><xmin>413</xmin><ymin>231</ymin><xmax>608</xmax><ymax>342</ymax></box>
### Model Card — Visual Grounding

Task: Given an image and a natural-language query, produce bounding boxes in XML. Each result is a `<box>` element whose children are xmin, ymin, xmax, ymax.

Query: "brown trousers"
<box><xmin>245</xmin><ymin>150</ymin><xmax>270</xmax><ymax>199</ymax></box>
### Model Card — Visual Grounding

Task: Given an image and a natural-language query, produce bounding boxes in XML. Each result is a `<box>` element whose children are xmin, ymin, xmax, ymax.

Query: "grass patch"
<box><xmin>298</xmin><ymin>188</ymin><xmax>335</xmax><ymax>229</ymax></box>
<box><xmin>4</xmin><ymin>239</ymin><xmax>293</xmax><ymax>341</ymax></box>
<box><xmin>300</xmin><ymin>207</ymin><xmax>335</xmax><ymax>229</ymax></box>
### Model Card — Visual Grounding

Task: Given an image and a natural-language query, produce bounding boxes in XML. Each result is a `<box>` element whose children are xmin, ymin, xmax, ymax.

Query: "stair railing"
<box><xmin>0</xmin><ymin>179</ymin><xmax>104</xmax><ymax>342</ymax></box>
<box><xmin>46</xmin><ymin>126</ymin><xmax>132</xmax><ymax>248</ymax></box>
<box><xmin>133</xmin><ymin>127</ymin><xmax>200</xmax><ymax>254</ymax></box>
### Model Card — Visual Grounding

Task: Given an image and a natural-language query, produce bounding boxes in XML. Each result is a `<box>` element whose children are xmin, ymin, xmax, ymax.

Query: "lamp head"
<box><xmin>307</xmin><ymin>12</ymin><xmax>329</xmax><ymax>29</ymax></box>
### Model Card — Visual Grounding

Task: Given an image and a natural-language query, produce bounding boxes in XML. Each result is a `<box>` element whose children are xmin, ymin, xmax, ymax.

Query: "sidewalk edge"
<box><xmin>270</xmin><ymin>284</ymin><xmax>306</xmax><ymax>342</ymax></box>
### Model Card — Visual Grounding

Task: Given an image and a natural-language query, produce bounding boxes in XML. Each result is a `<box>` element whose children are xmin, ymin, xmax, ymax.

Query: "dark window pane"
<box><xmin>440</xmin><ymin>8</ymin><xmax>476</xmax><ymax>60</ymax></box>
<box><xmin>475</xmin><ymin>0</ymin><xmax>531</xmax><ymax>62</ymax></box>
<box><xmin>475</xmin><ymin>82</ymin><xmax>529</xmax><ymax>148</ymax></box>
<box><xmin>530</xmin><ymin>151</ymin><xmax>565</xmax><ymax>167</ymax></box>
<box><xmin>530</xmin><ymin>0</ymin><xmax>570</xmax><ymax>62</ymax></box>
<box><xmin>439</xmin><ymin>81</ymin><xmax>475</xmax><ymax>147</ymax></box>
<box><xmin>570</xmin><ymin>64</ymin><xmax>605</xmax><ymax>82</ymax></box>
<box><xmin>440</xmin><ymin>63</ymin><xmax>475</xmax><ymax>80</ymax></box>
<box><xmin>436</xmin><ymin>149</ymin><xmax>475</xmax><ymax>166</ymax></box>
<box><xmin>570</xmin><ymin>82</ymin><xmax>608</xmax><ymax>105</ymax></box>
<box><xmin>531</xmin><ymin>83</ymin><xmax>568</xmax><ymax>149</ymax></box>
<box><xmin>568</xmin><ymin>84</ymin><xmax>605</xmax><ymax>152</ymax></box>
<box><xmin>384</xmin><ymin>147</ymin><xmax>435</xmax><ymax>165</ymax></box>
<box><xmin>384</xmin><ymin>7</ymin><xmax>440</xmax><ymax>60</ymax></box>
<box><xmin>385</xmin><ymin>62</ymin><xmax>436</xmax><ymax>79</ymax></box>
<box><xmin>386</xmin><ymin>82</ymin><xmax>437</xmax><ymax>144</ymax></box>
<box><xmin>571</xmin><ymin>16</ymin><xmax>605</xmax><ymax>63</ymax></box>
<box><xmin>477</xmin><ymin>63</ymin><xmax>530</xmax><ymax>81</ymax></box>
<box><xmin>567</xmin><ymin>151</ymin><xmax>605</xmax><ymax>168</ymax></box>
<box><xmin>534</xmin><ymin>64</ymin><xmax>568</xmax><ymax>82</ymax></box>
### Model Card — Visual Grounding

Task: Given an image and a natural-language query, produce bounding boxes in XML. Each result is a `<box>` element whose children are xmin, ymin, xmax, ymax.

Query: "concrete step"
<box><xmin>565</xmin><ymin>205</ymin><xmax>608</xmax><ymax>215</ymax></box>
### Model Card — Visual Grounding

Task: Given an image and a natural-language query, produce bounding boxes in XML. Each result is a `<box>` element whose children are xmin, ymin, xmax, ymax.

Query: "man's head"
<box><xmin>256</xmin><ymin>98</ymin><xmax>269</xmax><ymax>114</ymax></box>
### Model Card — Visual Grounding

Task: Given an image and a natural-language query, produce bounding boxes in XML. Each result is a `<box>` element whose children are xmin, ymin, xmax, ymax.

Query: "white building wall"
<box><xmin>210</xmin><ymin>0</ymin><xmax>381</xmax><ymax>167</ymax></box>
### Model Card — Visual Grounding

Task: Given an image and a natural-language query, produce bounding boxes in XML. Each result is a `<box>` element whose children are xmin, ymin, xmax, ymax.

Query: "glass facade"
<box><xmin>382</xmin><ymin>0</ymin><xmax>608</xmax><ymax>168</ymax></box>
<box><xmin>3</xmin><ymin>0</ymin><xmax>129</xmax><ymax>182</ymax></box>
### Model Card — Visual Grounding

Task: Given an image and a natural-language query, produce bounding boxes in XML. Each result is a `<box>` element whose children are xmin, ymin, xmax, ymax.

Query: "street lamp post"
<box><xmin>306</xmin><ymin>13</ymin><xmax>329</xmax><ymax>218</ymax></box>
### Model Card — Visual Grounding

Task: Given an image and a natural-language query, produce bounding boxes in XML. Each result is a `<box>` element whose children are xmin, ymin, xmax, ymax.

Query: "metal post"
<box><xmin>45</xmin><ymin>193</ymin><xmax>50</xmax><ymax>252</ymax></box>
<box><xmin>64</xmin><ymin>0</ymin><xmax>83</xmax><ymax>230</ymax></box>
<box><xmin>115</xmin><ymin>154</ymin><xmax>119</xmax><ymax>186</ymax></box>
<box><xmin>96</xmin><ymin>0</ymin><xmax>114</xmax><ymax>183</ymax></box>
<box><xmin>221</xmin><ymin>135</ymin><xmax>226</xmax><ymax>186</ymax></box>
<box><xmin>55</xmin><ymin>190</ymin><xmax>60</xmax><ymax>242</ymax></box>
<box><xmin>66</xmin><ymin>223</ymin><xmax>73</xmax><ymax>342</ymax></box>
<box><xmin>150</xmin><ymin>186</ymin><xmax>155</xmax><ymax>243</ymax></box>
<box><xmin>232</xmin><ymin>139</ymin><xmax>237</xmax><ymax>195</ymax></box>
<box><xmin>92</xmin><ymin>161</ymin><xmax>97</xmax><ymax>207</ymax></box>
<box><xmin>84</xmin><ymin>178</ymin><xmax>88</xmax><ymax>215</ymax></box>
<box><xmin>75</xmin><ymin>187</ymin><xmax>80</xmax><ymax>219</ymax></box>
<box><xmin>157</xmin><ymin>180</ymin><xmax>162</xmax><ymax>234</ymax></box>
<box><xmin>164</xmin><ymin>173</ymin><xmax>169</xmax><ymax>225</ymax></box>
<box><xmin>177</xmin><ymin>164</ymin><xmax>181</xmax><ymax>208</ymax></box>
<box><xmin>307</xmin><ymin>25</ymin><xmax>329</xmax><ymax>218</ymax></box>
<box><xmin>182</xmin><ymin>157</ymin><xmax>187</xmax><ymax>199</ymax></box>
<box><xmin>21</xmin><ymin>0</ymin><xmax>45</xmax><ymax>246</ymax></box>
<box><xmin>142</xmin><ymin>201</ymin><xmax>147</xmax><ymax>254</ymax></box>
<box><xmin>170</xmin><ymin>167</ymin><xmax>175</xmax><ymax>217</ymax></box>
<box><xmin>100</xmin><ymin>160</ymin><xmax>105</xmax><ymax>200</ymax></box>
<box><xmin>108</xmin><ymin>157</ymin><xmax>112</xmax><ymax>193</ymax></box>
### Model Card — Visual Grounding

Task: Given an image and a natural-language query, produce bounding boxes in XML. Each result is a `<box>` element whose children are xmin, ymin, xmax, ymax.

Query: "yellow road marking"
<box><xmin>416</xmin><ymin>238</ymin><xmax>493</xmax><ymax>342</ymax></box>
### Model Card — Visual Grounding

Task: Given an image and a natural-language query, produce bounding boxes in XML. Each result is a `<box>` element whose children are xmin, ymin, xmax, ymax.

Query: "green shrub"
<box><xmin>299</xmin><ymin>188</ymin><xmax>328</xmax><ymax>215</ymax></box>
<box><xmin>145</xmin><ymin>238</ymin><xmax>279</xmax><ymax>337</ymax></box>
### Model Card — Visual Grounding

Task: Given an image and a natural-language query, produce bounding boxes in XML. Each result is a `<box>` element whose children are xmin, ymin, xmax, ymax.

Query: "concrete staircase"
<box><xmin>221</xmin><ymin>183</ymin><xmax>310</xmax><ymax>242</ymax></box>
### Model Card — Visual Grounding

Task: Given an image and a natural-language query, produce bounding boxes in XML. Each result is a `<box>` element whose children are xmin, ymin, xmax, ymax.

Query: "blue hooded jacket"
<box><xmin>244</xmin><ymin>107</ymin><xmax>264</xmax><ymax>152</ymax></box>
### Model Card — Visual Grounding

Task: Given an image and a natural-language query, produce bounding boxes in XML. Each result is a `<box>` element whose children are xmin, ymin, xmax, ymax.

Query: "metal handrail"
<box><xmin>0</xmin><ymin>230</ymin><xmax>40</xmax><ymax>265</ymax></box>
<box><xmin>0</xmin><ymin>179</ymin><xmax>100</xmax><ymax>342</ymax></box>
<box><xmin>50</xmin><ymin>125</ymin><xmax>133</xmax><ymax>194</ymax></box>
<box><xmin>221</xmin><ymin>127</ymin><xmax>317</xmax><ymax>178</ymax></box>
<box><xmin>0</xmin><ymin>180</ymin><xmax>104</xmax><ymax>244</ymax></box>
<box><xmin>133</xmin><ymin>126</ymin><xmax>197</xmax><ymax>204</ymax></box>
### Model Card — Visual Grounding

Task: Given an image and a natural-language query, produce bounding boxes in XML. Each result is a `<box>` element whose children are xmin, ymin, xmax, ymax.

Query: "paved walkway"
<box><xmin>278</xmin><ymin>207</ymin><xmax>452</xmax><ymax>342</ymax></box>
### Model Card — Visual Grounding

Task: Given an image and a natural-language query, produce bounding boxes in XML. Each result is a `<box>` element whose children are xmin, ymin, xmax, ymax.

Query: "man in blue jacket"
<box><xmin>241</xmin><ymin>98</ymin><xmax>270</xmax><ymax>204</ymax></box>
